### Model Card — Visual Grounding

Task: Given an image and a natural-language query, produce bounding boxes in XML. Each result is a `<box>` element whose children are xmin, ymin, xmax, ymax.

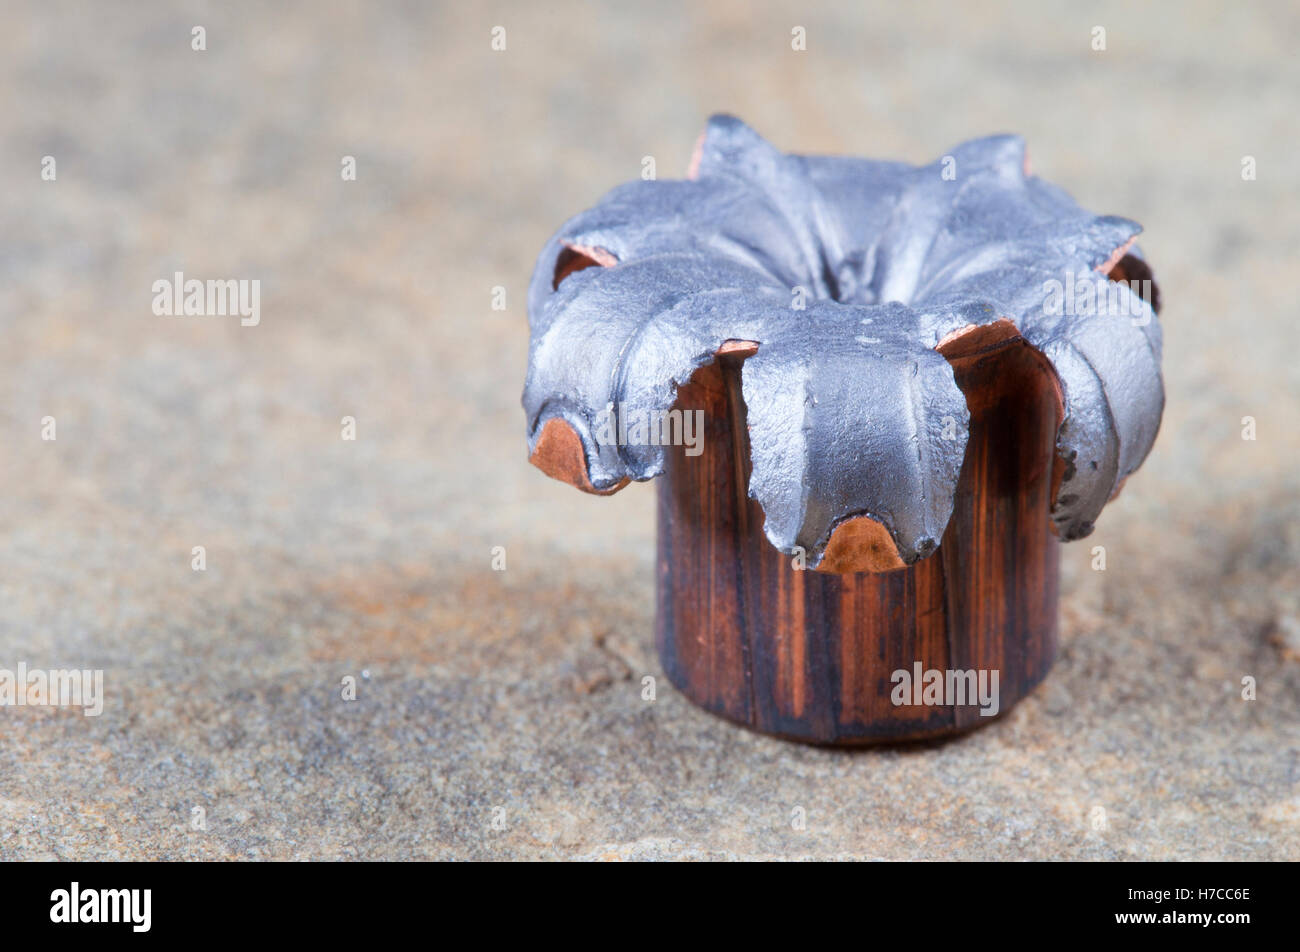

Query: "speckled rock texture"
<box><xmin>525</xmin><ymin>116</ymin><xmax>1162</xmax><ymax>565</ymax></box>
<box><xmin>0</xmin><ymin>1</ymin><xmax>1296</xmax><ymax>860</ymax></box>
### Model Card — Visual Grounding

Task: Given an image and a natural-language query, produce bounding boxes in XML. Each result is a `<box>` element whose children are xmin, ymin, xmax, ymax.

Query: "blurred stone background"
<box><xmin>0</xmin><ymin>0</ymin><xmax>1296</xmax><ymax>859</ymax></box>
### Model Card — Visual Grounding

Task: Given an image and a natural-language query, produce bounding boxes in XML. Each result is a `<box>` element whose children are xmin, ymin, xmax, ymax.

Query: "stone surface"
<box><xmin>0</xmin><ymin>0</ymin><xmax>1296</xmax><ymax>860</ymax></box>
